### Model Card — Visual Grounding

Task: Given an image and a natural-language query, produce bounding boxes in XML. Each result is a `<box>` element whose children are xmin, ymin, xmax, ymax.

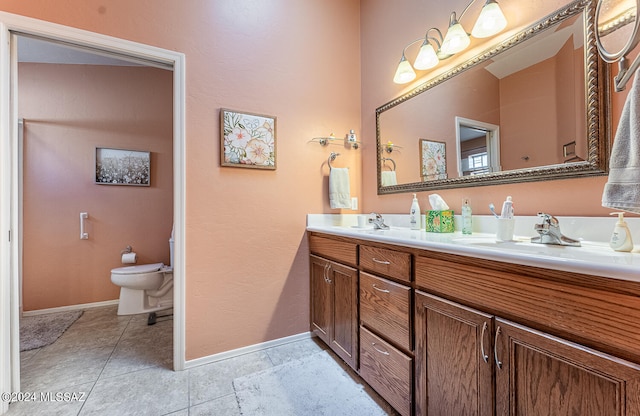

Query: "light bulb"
<box><xmin>393</xmin><ymin>56</ymin><xmax>416</xmax><ymax>84</ymax></box>
<box><xmin>442</xmin><ymin>21</ymin><xmax>470</xmax><ymax>55</ymax></box>
<box><xmin>414</xmin><ymin>42</ymin><xmax>439</xmax><ymax>70</ymax></box>
<box><xmin>472</xmin><ymin>1</ymin><xmax>507</xmax><ymax>38</ymax></box>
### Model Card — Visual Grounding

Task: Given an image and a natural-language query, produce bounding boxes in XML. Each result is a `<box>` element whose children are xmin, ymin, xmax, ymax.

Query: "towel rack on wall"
<box><xmin>309</xmin><ymin>130</ymin><xmax>361</xmax><ymax>149</ymax></box>
<box><xmin>328</xmin><ymin>152</ymin><xmax>341</xmax><ymax>170</ymax></box>
<box><xmin>381</xmin><ymin>157</ymin><xmax>396</xmax><ymax>171</ymax></box>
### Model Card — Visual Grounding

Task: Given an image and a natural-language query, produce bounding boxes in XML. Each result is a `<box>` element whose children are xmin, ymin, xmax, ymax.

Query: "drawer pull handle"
<box><xmin>494</xmin><ymin>326</ymin><xmax>503</xmax><ymax>370</ymax></box>
<box><xmin>372</xmin><ymin>284</ymin><xmax>390</xmax><ymax>293</ymax></box>
<box><xmin>480</xmin><ymin>321</ymin><xmax>489</xmax><ymax>363</ymax></box>
<box><xmin>371</xmin><ymin>343</ymin><xmax>390</xmax><ymax>356</ymax></box>
<box><xmin>372</xmin><ymin>258</ymin><xmax>391</xmax><ymax>265</ymax></box>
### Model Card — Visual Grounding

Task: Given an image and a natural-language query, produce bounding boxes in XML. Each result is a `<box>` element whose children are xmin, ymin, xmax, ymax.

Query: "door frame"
<box><xmin>0</xmin><ymin>13</ymin><xmax>186</xmax><ymax>413</ymax></box>
<box><xmin>455</xmin><ymin>116</ymin><xmax>501</xmax><ymax>176</ymax></box>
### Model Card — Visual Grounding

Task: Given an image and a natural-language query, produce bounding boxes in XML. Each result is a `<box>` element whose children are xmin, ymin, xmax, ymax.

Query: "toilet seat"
<box><xmin>111</xmin><ymin>262</ymin><xmax>164</xmax><ymax>275</ymax></box>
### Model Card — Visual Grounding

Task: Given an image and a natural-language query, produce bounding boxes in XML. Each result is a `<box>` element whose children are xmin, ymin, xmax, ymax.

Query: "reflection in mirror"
<box><xmin>596</xmin><ymin>0</ymin><xmax>638</xmax><ymax>61</ymax></box>
<box><xmin>596</xmin><ymin>0</ymin><xmax>639</xmax><ymax>91</ymax></box>
<box><xmin>455</xmin><ymin>117</ymin><xmax>500</xmax><ymax>176</ymax></box>
<box><xmin>377</xmin><ymin>0</ymin><xmax>609</xmax><ymax>194</ymax></box>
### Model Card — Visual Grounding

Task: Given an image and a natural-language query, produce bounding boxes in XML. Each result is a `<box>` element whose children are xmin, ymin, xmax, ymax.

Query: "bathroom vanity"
<box><xmin>308</xmin><ymin>215</ymin><xmax>640</xmax><ymax>416</ymax></box>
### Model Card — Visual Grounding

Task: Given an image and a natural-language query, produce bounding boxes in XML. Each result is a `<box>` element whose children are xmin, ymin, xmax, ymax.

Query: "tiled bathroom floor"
<box><xmin>8</xmin><ymin>305</ymin><xmax>396</xmax><ymax>415</ymax></box>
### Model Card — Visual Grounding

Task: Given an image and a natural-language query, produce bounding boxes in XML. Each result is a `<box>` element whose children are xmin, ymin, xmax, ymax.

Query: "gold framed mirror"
<box><xmin>376</xmin><ymin>0</ymin><xmax>610</xmax><ymax>194</ymax></box>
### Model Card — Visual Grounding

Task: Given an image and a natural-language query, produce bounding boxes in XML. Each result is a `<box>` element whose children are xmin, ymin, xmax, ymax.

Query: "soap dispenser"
<box><xmin>410</xmin><ymin>193</ymin><xmax>421</xmax><ymax>230</ymax></box>
<box><xmin>609</xmin><ymin>212</ymin><xmax>634</xmax><ymax>252</ymax></box>
<box><xmin>461</xmin><ymin>198</ymin><xmax>472</xmax><ymax>235</ymax></box>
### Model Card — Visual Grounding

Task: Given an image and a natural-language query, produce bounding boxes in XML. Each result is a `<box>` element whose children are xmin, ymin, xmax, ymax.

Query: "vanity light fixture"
<box><xmin>393</xmin><ymin>0</ymin><xmax>507</xmax><ymax>84</ymax></box>
<box><xmin>394</xmin><ymin>28</ymin><xmax>448</xmax><ymax>83</ymax></box>
<box><xmin>393</xmin><ymin>53</ymin><xmax>417</xmax><ymax>84</ymax></box>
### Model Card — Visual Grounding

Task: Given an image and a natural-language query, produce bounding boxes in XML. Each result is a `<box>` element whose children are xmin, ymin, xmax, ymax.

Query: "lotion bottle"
<box><xmin>609</xmin><ymin>212</ymin><xmax>634</xmax><ymax>252</ymax></box>
<box><xmin>461</xmin><ymin>198</ymin><xmax>472</xmax><ymax>235</ymax></box>
<box><xmin>410</xmin><ymin>193</ymin><xmax>421</xmax><ymax>230</ymax></box>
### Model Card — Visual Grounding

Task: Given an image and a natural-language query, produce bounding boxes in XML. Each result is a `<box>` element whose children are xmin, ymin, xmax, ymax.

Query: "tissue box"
<box><xmin>425</xmin><ymin>210</ymin><xmax>454</xmax><ymax>233</ymax></box>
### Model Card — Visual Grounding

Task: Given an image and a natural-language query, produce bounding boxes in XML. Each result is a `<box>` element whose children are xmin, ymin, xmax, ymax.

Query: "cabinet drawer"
<box><xmin>360</xmin><ymin>272</ymin><xmax>411</xmax><ymax>350</ymax></box>
<box><xmin>360</xmin><ymin>244</ymin><xmax>411</xmax><ymax>282</ymax></box>
<box><xmin>360</xmin><ymin>326</ymin><xmax>413</xmax><ymax>416</ymax></box>
<box><xmin>309</xmin><ymin>234</ymin><xmax>357</xmax><ymax>266</ymax></box>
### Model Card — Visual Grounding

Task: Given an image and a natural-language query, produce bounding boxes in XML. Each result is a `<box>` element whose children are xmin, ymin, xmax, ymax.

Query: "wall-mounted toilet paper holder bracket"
<box><xmin>121</xmin><ymin>245</ymin><xmax>133</xmax><ymax>255</ymax></box>
<box><xmin>80</xmin><ymin>212</ymin><xmax>89</xmax><ymax>240</ymax></box>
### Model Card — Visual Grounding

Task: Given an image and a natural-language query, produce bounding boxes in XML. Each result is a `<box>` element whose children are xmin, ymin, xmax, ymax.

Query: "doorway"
<box><xmin>455</xmin><ymin>116</ymin><xmax>501</xmax><ymax>177</ymax></box>
<box><xmin>0</xmin><ymin>13</ymin><xmax>186</xmax><ymax>412</ymax></box>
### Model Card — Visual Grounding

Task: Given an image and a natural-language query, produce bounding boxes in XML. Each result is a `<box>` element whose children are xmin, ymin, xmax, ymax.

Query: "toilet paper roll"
<box><xmin>121</xmin><ymin>252</ymin><xmax>137</xmax><ymax>264</ymax></box>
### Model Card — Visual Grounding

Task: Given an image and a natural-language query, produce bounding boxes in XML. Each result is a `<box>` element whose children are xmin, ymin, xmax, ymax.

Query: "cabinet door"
<box><xmin>415</xmin><ymin>291</ymin><xmax>494</xmax><ymax>416</ymax></box>
<box><xmin>495</xmin><ymin>319</ymin><xmax>640</xmax><ymax>416</ymax></box>
<box><xmin>310</xmin><ymin>255</ymin><xmax>331</xmax><ymax>346</ymax></box>
<box><xmin>310</xmin><ymin>254</ymin><xmax>358</xmax><ymax>370</ymax></box>
<box><xmin>329</xmin><ymin>260</ymin><xmax>358</xmax><ymax>370</ymax></box>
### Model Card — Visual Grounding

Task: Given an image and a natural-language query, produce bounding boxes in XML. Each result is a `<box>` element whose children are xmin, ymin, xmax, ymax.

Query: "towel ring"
<box><xmin>328</xmin><ymin>152</ymin><xmax>340</xmax><ymax>170</ymax></box>
<box><xmin>382</xmin><ymin>157</ymin><xmax>396</xmax><ymax>171</ymax></box>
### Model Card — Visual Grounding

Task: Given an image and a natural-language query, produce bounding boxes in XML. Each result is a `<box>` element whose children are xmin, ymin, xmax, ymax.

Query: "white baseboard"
<box><xmin>184</xmin><ymin>332</ymin><xmax>315</xmax><ymax>370</ymax></box>
<box><xmin>22</xmin><ymin>299</ymin><xmax>119</xmax><ymax>317</ymax></box>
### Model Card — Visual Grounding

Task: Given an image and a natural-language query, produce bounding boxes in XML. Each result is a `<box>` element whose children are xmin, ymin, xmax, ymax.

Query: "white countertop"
<box><xmin>307</xmin><ymin>214</ymin><xmax>640</xmax><ymax>283</ymax></box>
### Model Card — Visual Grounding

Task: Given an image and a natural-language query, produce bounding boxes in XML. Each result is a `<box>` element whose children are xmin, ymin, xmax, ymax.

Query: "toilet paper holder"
<box><xmin>121</xmin><ymin>245</ymin><xmax>133</xmax><ymax>255</ymax></box>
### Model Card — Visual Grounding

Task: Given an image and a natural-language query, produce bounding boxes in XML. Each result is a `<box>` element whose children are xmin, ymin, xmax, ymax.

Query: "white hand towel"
<box><xmin>381</xmin><ymin>171</ymin><xmax>397</xmax><ymax>186</ymax></box>
<box><xmin>603</xmin><ymin>69</ymin><xmax>640</xmax><ymax>213</ymax></box>
<box><xmin>329</xmin><ymin>167</ymin><xmax>351</xmax><ymax>209</ymax></box>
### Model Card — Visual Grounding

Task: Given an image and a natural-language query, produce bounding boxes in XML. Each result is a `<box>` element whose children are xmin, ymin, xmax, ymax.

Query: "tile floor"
<box><xmin>8</xmin><ymin>305</ymin><xmax>396</xmax><ymax>415</ymax></box>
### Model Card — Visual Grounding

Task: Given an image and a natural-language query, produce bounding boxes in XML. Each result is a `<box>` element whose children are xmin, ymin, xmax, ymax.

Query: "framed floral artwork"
<box><xmin>95</xmin><ymin>147</ymin><xmax>150</xmax><ymax>186</ymax></box>
<box><xmin>420</xmin><ymin>139</ymin><xmax>447</xmax><ymax>181</ymax></box>
<box><xmin>220</xmin><ymin>108</ymin><xmax>277</xmax><ymax>169</ymax></box>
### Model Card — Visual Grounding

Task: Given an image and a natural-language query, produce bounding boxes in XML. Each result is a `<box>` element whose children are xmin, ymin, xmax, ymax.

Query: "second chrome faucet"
<box><xmin>531</xmin><ymin>213</ymin><xmax>581</xmax><ymax>246</ymax></box>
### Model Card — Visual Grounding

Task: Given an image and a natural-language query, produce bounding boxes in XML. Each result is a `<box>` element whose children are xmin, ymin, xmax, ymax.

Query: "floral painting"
<box><xmin>420</xmin><ymin>139</ymin><xmax>447</xmax><ymax>180</ymax></box>
<box><xmin>221</xmin><ymin>109</ymin><xmax>276</xmax><ymax>169</ymax></box>
<box><xmin>95</xmin><ymin>148</ymin><xmax>150</xmax><ymax>186</ymax></box>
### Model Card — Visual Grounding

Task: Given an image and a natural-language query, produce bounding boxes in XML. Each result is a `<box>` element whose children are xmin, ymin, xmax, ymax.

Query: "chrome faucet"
<box><xmin>531</xmin><ymin>213</ymin><xmax>581</xmax><ymax>246</ymax></box>
<box><xmin>368</xmin><ymin>212</ymin><xmax>390</xmax><ymax>230</ymax></box>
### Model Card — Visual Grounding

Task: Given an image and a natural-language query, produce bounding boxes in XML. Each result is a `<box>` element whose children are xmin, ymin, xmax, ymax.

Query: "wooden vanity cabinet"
<box><xmin>414</xmin><ymin>259</ymin><xmax>640</xmax><ymax>416</ymax></box>
<box><xmin>310</xmin><ymin>230</ymin><xmax>640</xmax><ymax>416</ymax></box>
<box><xmin>310</xmin><ymin>255</ymin><xmax>358</xmax><ymax>370</ymax></box>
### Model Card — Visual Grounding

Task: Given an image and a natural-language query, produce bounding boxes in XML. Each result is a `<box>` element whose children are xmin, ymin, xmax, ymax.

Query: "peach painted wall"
<box><xmin>499</xmin><ymin>40</ymin><xmax>583</xmax><ymax>170</ymax></box>
<box><xmin>0</xmin><ymin>1</ymin><xmax>362</xmax><ymax>360</ymax></box>
<box><xmin>19</xmin><ymin>63</ymin><xmax>174</xmax><ymax>311</ymax></box>
<box><xmin>361</xmin><ymin>0</ymin><xmax>620</xmax><ymax>217</ymax></box>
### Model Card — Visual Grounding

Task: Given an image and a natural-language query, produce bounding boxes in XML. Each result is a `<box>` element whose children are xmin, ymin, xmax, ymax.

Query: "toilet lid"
<box><xmin>111</xmin><ymin>262</ymin><xmax>164</xmax><ymax>275</ymax></box>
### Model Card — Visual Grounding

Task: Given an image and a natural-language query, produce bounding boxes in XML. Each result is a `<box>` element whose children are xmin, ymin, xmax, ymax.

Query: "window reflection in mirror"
<box><xmin>455</xmin><ymin>117</ymin><xmax>500</xmax><ymax>176</ymax></box>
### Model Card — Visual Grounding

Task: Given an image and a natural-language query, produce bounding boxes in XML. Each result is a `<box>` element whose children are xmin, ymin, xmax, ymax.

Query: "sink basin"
<box><xmin>451</xmin><ymin>236</ymin><xmax>514</xmax><ymax>244</ymax></box>
<box><xmin>450</xmin><ymin>236</ymin><xmax>634</xmax><ymax>265</ymax></box>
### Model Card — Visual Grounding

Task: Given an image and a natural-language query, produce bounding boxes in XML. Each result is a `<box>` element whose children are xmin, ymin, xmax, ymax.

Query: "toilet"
<box><xmin>110</xmin><ymin>233</ymin><xmax>174</xmax><ymax>316</ymax></box>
